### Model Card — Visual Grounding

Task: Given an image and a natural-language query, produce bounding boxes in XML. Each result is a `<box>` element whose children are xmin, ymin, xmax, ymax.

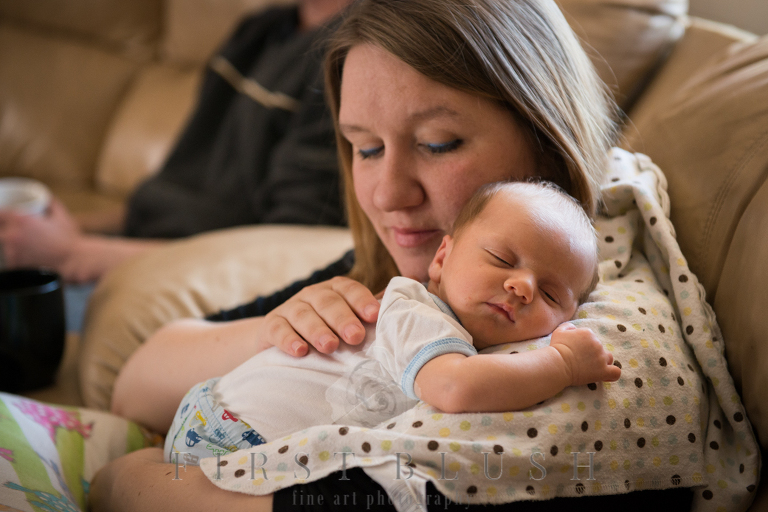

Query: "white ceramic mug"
<box><xmin>0</xmin><ymin>177</ymin><xmax>52</xmax><ymax>267</ymax></box>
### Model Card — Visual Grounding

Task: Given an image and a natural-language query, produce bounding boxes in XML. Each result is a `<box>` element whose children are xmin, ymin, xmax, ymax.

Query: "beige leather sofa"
<box><xmin>3</xmin><ymin>0</ymin><xmax>767</xmax><ymax>508</ymax></box>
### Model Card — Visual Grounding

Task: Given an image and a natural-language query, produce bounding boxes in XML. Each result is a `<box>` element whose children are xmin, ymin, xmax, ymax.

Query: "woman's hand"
<box><xmin>549</xmin><ymin>323</ymin><xmax>622</xmax><ymax>386</ymax></box>
<box><xmin>261</xmin><ymin>276</ymin><xmax>381</xmax><ymax>356</ymax></box>
<box><xmin>0</xmin><ymin>198</ymin><xmax>81</xmax><ymax>273</ymax></box>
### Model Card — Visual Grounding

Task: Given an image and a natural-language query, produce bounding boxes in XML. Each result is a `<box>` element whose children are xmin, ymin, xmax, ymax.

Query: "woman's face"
<box><xmin>339</xmin><ymin>44</ymin><xmax>538</xmax><ymax>282</ymax></box>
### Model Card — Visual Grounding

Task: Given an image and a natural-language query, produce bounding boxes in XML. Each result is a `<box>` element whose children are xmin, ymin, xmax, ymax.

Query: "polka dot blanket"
<box><xmin>200</xmin><ymin>148</ymin><xmax>760</xmax><ymax>512</ymax></box>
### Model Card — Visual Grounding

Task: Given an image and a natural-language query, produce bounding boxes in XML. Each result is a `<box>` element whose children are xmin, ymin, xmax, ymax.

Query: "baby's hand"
<box><xmin>549</xmin><ymin>323</ymin><xmax>621</xmax><ymax>386</ymax></box>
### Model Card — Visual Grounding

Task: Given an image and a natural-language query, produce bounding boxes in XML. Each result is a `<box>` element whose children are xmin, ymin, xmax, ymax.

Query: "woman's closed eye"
<box><xmin>357</xmin><ymin>145</ymin><xmax>384</xmax><ymax>159</ymax></box>
<box><xmin>422</xmin><ymin>139</ymin><xmax>463</xmax><ymax>154</ymax></box>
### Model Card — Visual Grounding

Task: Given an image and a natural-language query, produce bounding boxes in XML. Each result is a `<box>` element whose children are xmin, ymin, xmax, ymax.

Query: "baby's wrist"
<box><xmin>547</xmin><ymin>344</ymin><xmax>575</xmax><ymax>387</ymax></box>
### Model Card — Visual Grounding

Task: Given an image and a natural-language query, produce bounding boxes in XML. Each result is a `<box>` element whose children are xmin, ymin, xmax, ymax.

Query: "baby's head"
<box><xmin>426</xmin><ymin>181</ymin><xmax>599</xmax><ymax>350</ymax></box>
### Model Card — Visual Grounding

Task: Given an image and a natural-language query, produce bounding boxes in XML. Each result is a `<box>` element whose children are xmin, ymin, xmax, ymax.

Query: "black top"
<box><xmin>125</xmin><ymin>7</ymin><xmax>344</xmax><ymax>238</ymax></box>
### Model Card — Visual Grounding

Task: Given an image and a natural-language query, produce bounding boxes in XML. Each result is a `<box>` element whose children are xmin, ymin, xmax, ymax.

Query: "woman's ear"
<box><xmin>427</xmin><ymin>235</ymin><xmax>453</xmax><ymax>285</ymax></box>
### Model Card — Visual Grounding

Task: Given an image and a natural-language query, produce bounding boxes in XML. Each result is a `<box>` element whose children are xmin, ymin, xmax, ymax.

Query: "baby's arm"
<box><xmin>414</xmin><ymin>323</ymin><xmax>621</xmax><ymax>414</ymax></box>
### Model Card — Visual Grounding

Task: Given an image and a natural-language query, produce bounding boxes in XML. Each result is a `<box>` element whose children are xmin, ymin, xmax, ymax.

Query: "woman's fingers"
<box><xmin>327</xmin><ymin>276</ymin><xmax>380</xmax><ymax>323</ymax></box>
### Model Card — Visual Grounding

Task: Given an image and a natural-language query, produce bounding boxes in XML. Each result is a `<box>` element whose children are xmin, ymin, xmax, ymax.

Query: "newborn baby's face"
<box><xmin>427</xmin><ymin>193</ymin><xmax>594</xmax><ymax>350</ymax></box>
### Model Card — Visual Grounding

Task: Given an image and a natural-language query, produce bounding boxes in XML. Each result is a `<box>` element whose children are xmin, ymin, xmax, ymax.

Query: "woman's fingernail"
<box><xmin>364</xmin><ymin>304</ymin><xmax>379</xmax><ymax>319</ymax></box>
<box><xmin>292</xmin><ymin>341</ymin><xmax>305</xmax><ymax>354</ymax></box>
<box><xmin>344</xmin><ymin>325</ymin><xmax>361</xmax><ymax>341</ymax></box>
<box><xmin>318</xmin><ymin>335</ymin><xmax>336</xmax><ymax>349</ymax></box>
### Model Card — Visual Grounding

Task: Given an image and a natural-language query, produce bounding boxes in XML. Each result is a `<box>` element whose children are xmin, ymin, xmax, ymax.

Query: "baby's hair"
<box><xmin>451</xmin><ymin>180</ymin><xmax>600</xmax><ymax>304</ymax></box>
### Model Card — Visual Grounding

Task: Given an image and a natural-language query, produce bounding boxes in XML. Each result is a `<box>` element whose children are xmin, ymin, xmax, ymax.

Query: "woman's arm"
<box><xmin>88</xmin><ymin>448</ymin><xmax>273</xmax><ymax>512</ymax></box>
<box><xmin>414</xmin><ymin>324</ymin><xmax>621</xmax><ymax>413</ymax></box>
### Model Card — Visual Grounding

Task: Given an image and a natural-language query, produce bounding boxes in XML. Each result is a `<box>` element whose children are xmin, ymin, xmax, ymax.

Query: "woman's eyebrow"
<box><xmin>407</xmin><ymin>105</ymin><xmax>461</xmax><ymax>123</ymax></box>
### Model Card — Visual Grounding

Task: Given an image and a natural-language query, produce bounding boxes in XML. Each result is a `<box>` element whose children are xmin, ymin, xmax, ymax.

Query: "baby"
<box><xmin>165</xmin><ymin>181</ymin><xmax>620</xmax><ymax>464</ymax></box>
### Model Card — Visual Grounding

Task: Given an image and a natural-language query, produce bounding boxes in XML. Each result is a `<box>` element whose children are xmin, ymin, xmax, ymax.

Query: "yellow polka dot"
<box><xmin>298</xmin><ymin>438</ymin><xmax>308</xmax><ymax>446</ymax></box>
<box><xmin>592</xmin><ymin>482</ymin><xmax>602</xmax><ymax>493</ymax></box>
<box><xmin>674</xmin><ymin>345</ymin><xmax>681</xmax><ymax>353</ymax></box>
<box><xmin>692</xmin><ymin>473</ymin><xmax>703</xmax><ymax>483</ymax></box>
<box><xmin>703</xmin><ymin>325</ymin><xmax>710</xmax><ymax>333</ymax></box>
<box><xmin>381</xmin><ymin>441</ymin><xmax>392</xmax><ymax>451</ymax></box>
<box><xmin>623</xmin><ymin>460</ymin><xmax>631</xmax><ymax>470</ymax></box>
<box><xmin>503</xmin><ymin>413</ymin><xmax>514</xmax><ymax>422</ymax></box>
<box><xmin>653</xmin><ymin>457</ymin><xmax>661</xmax><ymax>467</ymax></box>
<box><xmin>610</xmin><ymin>460</ymin><xmax>618</xmax><ymax>471</ymax></box>
<box><xmin>651</xmin><ymin>308</ymin><xmax>658</xmax><ymax>316</ymax></box>
<box><xmin>652</xmin><ymin>437</ymin><xmax>659</xmax><ymax>447</ymax></box>
<box><xmin>449</xmin><ymin>442</ymin><xmax>461</xmax><ymax>452</ymax></box>
<box><xmin>606</xmin><ymin>344</ymin><xmax>615</xmax><ymax>352</ymax></box>
<box><xmin>605</xmin><ymin>382</ymin><xmax>612</xmax><ymax>391</ymax></box>
<box><xmin>670</xmin><ymin>455</ymin><xmax>679</xmax><ymax>465</ymax></box>
<box><xmin>664</xmin><ymin>396</ymin><xmax>674</xmax><ymax>406</ymax></box>
<box><xmin>712</xmin><ymin>377</ymin><xmax>719</xmax><ymax>387</ymax></box>
<box><xmin>486</xmin><ymin>435</ymin><xmax>497</xmax><ymax>441</ymax></box>
<box><xmin>439</xmin><ymin>428</ymin><xmax>451</xmax><ymax>437</ymax></box>
<box><xmin>606</xmin><ymin>314</ymin><xmax>616</xmax><ymax>320</ymax></box>
<box><xmin>636</xmin><ymin>478</ymin><xmax>644</xmax><ymax>489</ymax></box>
<box><xmin>637</xmin><ymin>417</ymin><xmax>644</xmax><ymax>427</ymax></box>
<box><xmin>685</xmin><ymin>414</ymin><xmax>692</xmax><ymax>424</ymax></box>
<box><xmin>578</xmin><ymin>311</ymin><xmax>588</xmax><ymax>319</ymax></box>
<box><xmin>252</xmin><ymin>478</ymin><xmax>265</xmax><ymax>486</ymax></box>
<box><xmin>732</xmin><ymin>394</ymin><xmax>741</xmax><ymax>404</ymax></box>
<box><xmin>718</xmin><ymin>480</ymin><xmax>728</xmax><ymax>489</ymax></box>
<box><xmin>618</xmin><ymin>227</ymin><xmax>627</xmax><ymax>234</ymax></box>
<box><xmin>600</xmin><ymin>291</ymin><xmax>610</xmax><ymax>296</ymax></box>
<box><xmin>627</xmin><ymin>296</ymin><xmax>636</xmax><ymax>302</ymax></box>
<box><xmin>560</xmin><ymin>465</ymin><xmax>571</xmax><ymax>473</ymax></box>
<box><xmin>470</xmin><ymin>464</ymin><xmax>480</xmax><ymax>475</ymax></box>
<box><xmin>527</xmin><ymin>344</ymin><xmax>538</xmax><ymax>351</ymax></box>
<box><xmin>523</xmin><ymin>412</ymin><xmax>534</xmax><ymax>418</ymax></box>
<box><xmin>653</xmin><ymin>339</ymin><xmax>660</xmax><ymax>348</ymax></box>
<box><xmin>509</xmin><ymin>466</ymin><xmax>520</xmax><ymax>476</ymax></box>
<box><xmin>427</xmin><ymin>469</ymin><xmax>438</xmax><ymax>478</ymax></box>
<box><xmin>549</xmin><ymin>424</ymin><xmax>558</xmax><ymax>434</ymax></box>
<box><xmin>512</xmin><ymin>448</ymin><xmax>522</xmax><ymax>457</ymax></box>
<box><xmin>487</xmin><ymin>487</ymin><xmax>498</xmax><ymax>497</ymax></box>
<box><xmin>275</xmin><ymin>475</ymin><xmax>286</xmax><ymax>482</ymax></box>
<box><xmin>432</xmin><ymin>414</ymin><xmax>444</xmax><ymax>421</ymax></box>
<box><xmin>541</xmin><ymin>485</ymin><xmax>550</xmax><ymax>497</ymax></box>
<box><xmin>561</xmin><ymin>403</ymin><xmax>570</xmax><ymax>413</ymax></box>
<box><xmin>595</xmin><ymin>420</ymin><xmax>602</xmax><ymax>431</ymax></box>
<box><xmin>640</xmin><ymin>339</ymin><xmax>649</xmax><ymax>348</ymax></box>
<box><xmin>238</xmin><ymin>456</ymin><xmax>248</xmax><ymax>465</ymax></box>
<box><xmin>629</xmin><ymin>359</ymin><xmax>639</xmax><ymax>368</ymax></box>
<box><xmin>694</xmin><ymin>396</ymin><xmax>700</xmax><ymax>405</ymax></box>
<box><xmin>460</xmin><ymin>421</ymin><xmax>471</xmax><ymax>431</ymax></box>
<box><xmin>565</xmin><ymin>444</ymin><xmax>572</xmax><ymax>454</ymax></box>
<box><xmin>677</xmin><ymin>258</ymin><xmax>685</xmax><ymax>266</ymax></box>
<box><xmin>577</xmin><ymin>401</ymin><xmax>586</xmax><ymax>411</ymax></box>
<box><xmin>610</xmin><ymin>440</ymin><xmax>617</xmax><ymax>450</ymax></box>
<box><xmin>683</xmin><ymin>307</ymin><xmax>692</xmax><ymax>316</ymax></box>
<box><xmin>707</xmin><ymin>464</ymin><xmax>716</xmax><ymax>473</ymax></box>
<box><xmin>319</xmin><ymin>451</ymin><xmax>330</xmax><ymax>461</ymax></box>
<box><xmin>281</xmin><ymin>435</ymin><xmax>292</xmax><ymax>441</ymax></box>
<box><xmin>649</xmin><ymin>397</ymin><xmax>656</xmax><ymax>407</ymax></box>
<box><xmin>632</xmin><ymin>324</ymin><xmax>642</xmax><ymax>331</ymax></box>
<box><xmin>611</xmin><ymin>299</ymin><xmax>621</xmax><ymax>304</ymax></box>
<box><xmin>449</xmin><ymin>462</ymin><xmax>461</xmax><ymax>472</ymax></box>
<box><xmin>608</xmin><ymin>399</ymin><xmax>616</xmax><ymax>409</ymax></box>
<box><xmin>644</xmin><ymin>203</ymin><xmax>652</xmax><ymax>211</ymax></box>
<box><xmin>623</xmin><ymin>399</ymin><xmax>631</xmax><ymax>408</ymax></box>
<box><xmin>670</xmin><ymin>359</ymin><xmax>677</xmax><ymax>367</ymax></box>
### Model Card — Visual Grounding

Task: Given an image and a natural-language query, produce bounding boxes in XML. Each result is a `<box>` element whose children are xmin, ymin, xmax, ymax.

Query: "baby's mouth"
<box><xmin>488</xmin><ymin>302</ymin><xmax>516</xmax><ymax>323</ymax></box>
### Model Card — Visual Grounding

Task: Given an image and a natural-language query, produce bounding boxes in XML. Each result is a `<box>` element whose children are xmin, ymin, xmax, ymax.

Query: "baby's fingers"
<box><xmin>605</xmin><ymin>363</ymin><xmax>622</xmax><ymax>382</ymax></box>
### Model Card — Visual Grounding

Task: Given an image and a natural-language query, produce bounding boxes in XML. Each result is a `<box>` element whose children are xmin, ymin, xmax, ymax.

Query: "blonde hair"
<box><xmin>452</xmin><ymin>180</ymin><xmax>600</xmax><ymax>304</ymax></box>
<box><xmin>325</xmin><ymin>0</ymin><xmax>618</xmax><ymax>292</ymax></box>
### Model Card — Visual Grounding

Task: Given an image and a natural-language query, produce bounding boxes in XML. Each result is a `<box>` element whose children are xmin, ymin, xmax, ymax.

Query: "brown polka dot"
<box><xmin>575</xmin><ymin>483</ymin><xmax>585</xmax><ymax>494</ymax></box>
<box><xmin>299</xmin><ymin>455</ymin><xmax>309</xmax><ymax>465</ymax></box>
<box><xmin>218</xmin><ymin>460</ymin><xmax>228</xmax><ymax>467</ymax></box>
<box><xmin>677</xmin><ymin>376</ymin><xmax>685</xmax><ymax>386</ymax></box>
<box><xmin>688</xmin><ymin>433</ymin><xmax>696</xmax><ymax>443</ymax></box>
<box><xmin>618</xmin><ymin>273</ymin><xmax>625</xmax><ymax>279</ymax></box>
<box><xmin>635</xmin><ymin>279</ymin><xmax>644</xmax><ymax>283</ymax></box>
<box><xmin>624</xmin><ymin>418</ymin><xmax>631</xmax><ymax>429</ymax></box>
<box><xmin>734</xmin><ymin>412</ymin><xmax>744</xmax><ymax>422</ymax></box>
<box><xmin>687</xmin><ymin>363</ymin><xmax>694</xmax><ymax>372</ymax></box>
<box><xmin>663</xmin><ymin>289</ymin><xmax>669</xmax><ymax>296</ymax></box>
<box><xmin>671</xmin><ymin>474</ymin><xmax>681</xmax><ymax>486</ymax></box>
<box><xmin>614</xmin><ymin>360</ymin><xmax>622</xmax><ymax>369</ymax></box>
<box><xmin>605</xmin><ymin>236</ymin><xmax>614</xmax><ymax>243</ymax></box>
<box><xmin>467</xmin><ymin>486</ymin><xmax>478</xmax><ymax>495</ymax></box>
<box><xmin>407</xmin><ymin>462</ymin><xmax>416</xmax><ymax>468</ymax></box>
<box><xmin>587</xmin><ymin>383</ymin><xmax>597</xmax><ymax>390</ymax></box>
<box><xmin>638</xmin><ymin>307</ymin><xmax>646</xmax><ymax>314</ymax></box>
<box><xmin>615</xmin><ymin>260</ymin><xmax>622</xmax><ymax>268</ymax></box>
<box><xmin>637</xmin><ymin>437</ymin><xmax>646</xmax><ymax>448</ymax></box>
<box><xmin>659</xmin><ymin>357</ymin><xmax>667</xmax><ymax>367</ymax></box>
<box><xmin>714</xmin><ymin>420</ymin><xmax>721</xmax><ymax>429</ymax></box>
<box><xmin>427</xmin><ymin>441</ymin><xmax>439</xmax><ymax>451</ymax></box>
<box><xmin>386</xmin><ymin>422</ymin><xmax>396</xmax><ymax>429</ymax></box>
<box><xmin>740</xmin><ymin>464</ymin><xmax>745</xmax><ymax>474</ymax></box>
<box><xmin>527</xmin><ymin>428</ymin><xmax>538</xmax><ymax>438</ymax></box>
<box><xmin>710</xmin><ymin>441</ymin><xmax>719</xmax><ymax>450</ymax></box>
<box><xmin>594</xmin><ymin>440</ymin><xmax>603</xmax><ymax>451</ymax></box>
<box><xmin>671</xmin><ymin>312</ymin><xmax>676</xmax><ymax>321</ymax></box>
<box><xmin>362</xmin><ymin>442</ymin><xmax>371</xmax><ymax>453</ymax></box>
<box><xmin>617</xmin><ymin>324</ymin><xmax>627</xmax><ymax>332</ymax></box>
<box><xmin>493</xmin><ymin>445</ymin><xmax>504</xmax><ymax>455</ymax></box>
<box><xmin>550</xmin><ymin>445</ymin><xmax>559</xmax><ymax>456</ymax></box>
<box><xmin>510</xmin><ymin>351</ymin><xmax>519</xmax><ymax>354</ymax></box>
<box><xmin>611</xmin><ymin>177</ymin><xmax>620</xmax><ymax>182</ymax></box>
<box><xmin>666</xmin><ymin>415</ymin><xmax>676</xmax><ymax>425</ymax></box>
<box><xmin>581</xmin><ymin>421</ymin><xmax>588</xmax><ymax>432</ymax></box>
<box><xmin>686</xmin><ymin>325</ymin><xmax>694</xmax><ymax>335</ymax></box>
<box><xmin>526</xmin><ymin>485</ymin><xmax>535</xmax><ymax>495</ymax></box>
<box><xmin>412</xmin><ymin>421</ymin><xmax>423</xmax><ymax>428</ymax></box>
<box><xmin>679</xmin><ymin>274</ymin><xmax>688</xmax><ymax>283</ymax></box>
<box><xmin>278</xmin><ymin>445</ymin><xmax>289</xmax><ymax>454</ymax></box>
<box><xmin>339</xmin><ymin>427</ymin><xmax>349</xmax><ymax>435</ymax></box>
<box><xmin>702</xmin><ymin>490</ymin><xmax>713</xmax><ymax>500</ymax></box>
<box><xmin>634</xmin><ymin>378</ymin><xmax>643</xmax><ymax>388</ymax></box>
<box><xmin>748</xmin><ymin>485</ymin><xmax>756</xmax><ymax>492</ymax></box>
<box><xmin>624</xmin><ymin>480</ymin><xmax>631</xmax><ymax>491</ymax></box>
<box><xmin>658</xmin><ymin>324</ymin><xmax>666</xmax><ymax>333</ymax></box>
<box><xmin>650</xmin><ymin>217</ymin><xmax>657</xmax><ymax>226</ymax></box>
<box><xmin>234</xmin><ymin>469</ymin><xmax>246</xmax><ymax>478</ymax></box>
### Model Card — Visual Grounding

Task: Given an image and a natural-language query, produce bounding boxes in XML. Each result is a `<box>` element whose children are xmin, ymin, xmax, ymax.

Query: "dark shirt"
<box><xmin>125</xmin><ymin>7</ymin><xmax>344</xmax><ymax>238</ymax></box>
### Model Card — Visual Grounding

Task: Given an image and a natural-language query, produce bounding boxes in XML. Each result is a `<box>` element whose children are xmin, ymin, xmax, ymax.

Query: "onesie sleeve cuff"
<box><xmin>400</xmin><ymin>338</ymin><xmax>477</xmax><ymax>400</ymax></box>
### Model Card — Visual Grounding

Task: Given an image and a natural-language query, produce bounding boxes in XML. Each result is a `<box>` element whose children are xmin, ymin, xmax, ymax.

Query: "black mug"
<box><xmin>0</xmin><ymin>269</ymin><xmax>65</xmax><ymax>392</ymax></box>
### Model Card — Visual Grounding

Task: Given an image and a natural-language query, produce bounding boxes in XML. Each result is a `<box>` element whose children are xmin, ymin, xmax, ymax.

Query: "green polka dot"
<box><xmin>670</xmin><ymin>455</ymin><xmax>679</xmax><ymax>465</ymax></box>
<box><xmin>664</xmin><ymin>396</ymin><xmax>673</xmax><ymax>406</ymax></box>
<box><xmin>460</xmin><ymin>421</ymin><xmax>471</xmax><ymax>431</ymax></box>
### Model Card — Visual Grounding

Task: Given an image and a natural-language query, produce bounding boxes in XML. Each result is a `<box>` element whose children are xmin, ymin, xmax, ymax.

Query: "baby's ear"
<box><xmin>428</xmin><ymin>235</ymin><xmax>452</xmax><ymax>285</ymax></box>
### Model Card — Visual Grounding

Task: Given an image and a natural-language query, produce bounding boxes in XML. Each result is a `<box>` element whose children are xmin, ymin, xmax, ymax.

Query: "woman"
<box><xmin>93</xmin><ymin>0</ymin><xmax>691</xmax><ymax>510</ymax></box>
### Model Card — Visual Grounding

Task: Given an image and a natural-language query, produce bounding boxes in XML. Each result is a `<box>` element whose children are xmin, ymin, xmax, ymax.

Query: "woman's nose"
<box><xmin>504</xmin><ymin>271</ymin><xmax>534</xmax><ymax>304</ymax></box>
<box><xmin>372</xmin><ymin>149</ymin><xmax>425</xmax><ymax>212</ymax></box>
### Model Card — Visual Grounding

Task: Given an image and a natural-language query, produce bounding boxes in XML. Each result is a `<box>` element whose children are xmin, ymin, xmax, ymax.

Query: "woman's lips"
<box><xmin>391</xmin><ymin>228</ymin><xmax>441</xmax><ymax>248</ymax></box>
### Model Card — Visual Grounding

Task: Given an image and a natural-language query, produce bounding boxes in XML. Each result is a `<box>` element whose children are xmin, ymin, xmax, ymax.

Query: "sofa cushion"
<box><xmin>79</xmin><ymin>225</ymin><xmax>353</xmax><ymax>410</ymax></box>
<box><xmin>558</xmin><ymin>0</ymin><xmax>688</xmax><ymax>109</ymax></box>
